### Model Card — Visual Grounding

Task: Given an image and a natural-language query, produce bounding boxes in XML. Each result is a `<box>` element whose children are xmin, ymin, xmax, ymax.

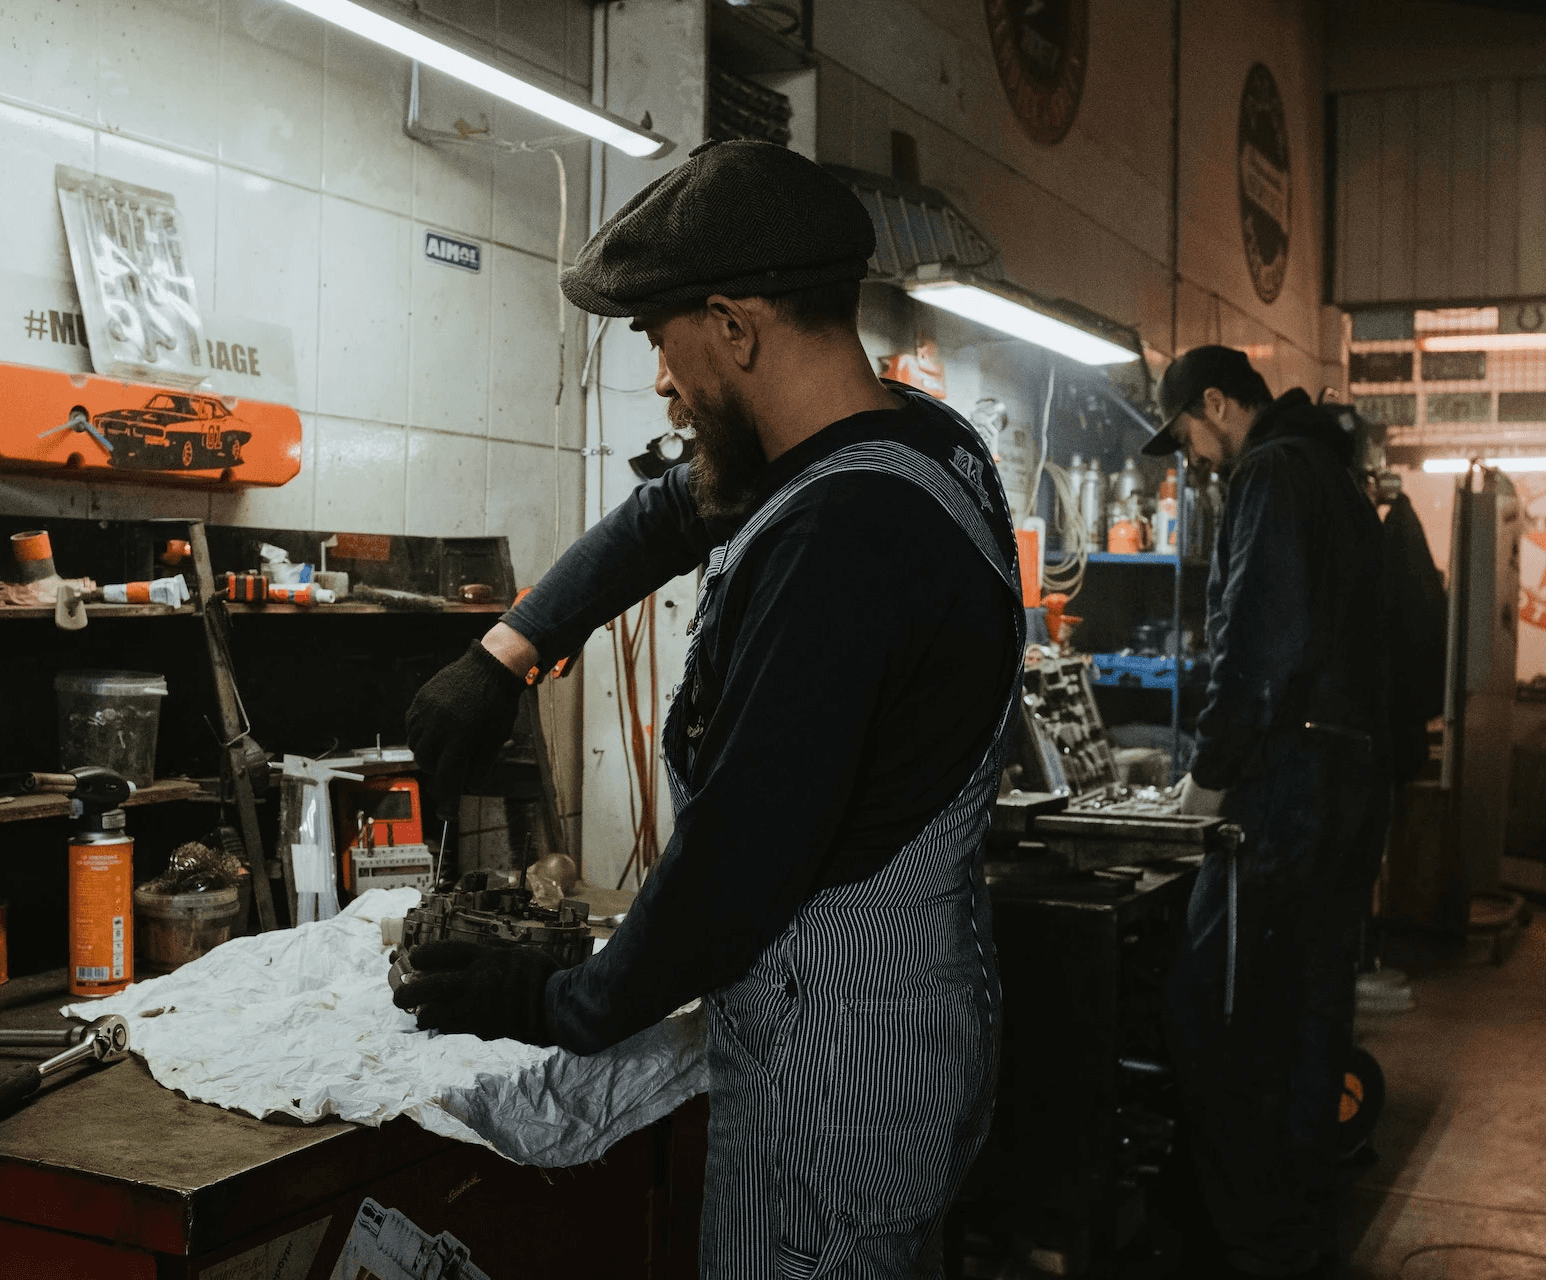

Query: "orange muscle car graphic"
<box><xmin>0</xmin><ymin>362</ymin><xmax>301</xmax><ymax>487</ymax></box>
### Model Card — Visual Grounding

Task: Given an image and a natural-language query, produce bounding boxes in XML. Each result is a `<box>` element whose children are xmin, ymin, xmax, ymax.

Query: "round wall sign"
<box><xmin>1238</xmin><ymin>62</ymin><xmax>1291</xmax><ymax>304</ymax></box>
<box><xmin>984</xmin><ymin>0</ymin><xmax>1089</xmax><ymax>146</ymax></box>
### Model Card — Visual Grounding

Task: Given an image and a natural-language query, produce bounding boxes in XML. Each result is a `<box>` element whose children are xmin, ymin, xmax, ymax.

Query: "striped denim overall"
<box><xmin>663</xmin><ymin>434</ymin><xmax>1025</xmax><ymax>1279</ymax></box>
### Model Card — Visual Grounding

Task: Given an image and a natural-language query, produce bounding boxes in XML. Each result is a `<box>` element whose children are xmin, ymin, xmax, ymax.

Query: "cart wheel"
<box><xmin>180</xmin><ymin>440</ymin><xmax>194</xmax><ymax>467</ymax></box>
<box><xmin>1338</xmin><ymin>1047</ymin><xmax>1385</xmax><ymax>1158</ymax></box>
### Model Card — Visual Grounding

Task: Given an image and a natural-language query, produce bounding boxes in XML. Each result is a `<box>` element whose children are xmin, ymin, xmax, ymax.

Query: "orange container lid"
<box><xmin>10</xmin><ymin>530</ymin><xmax>52</xmax><ymax>562</ymax></box>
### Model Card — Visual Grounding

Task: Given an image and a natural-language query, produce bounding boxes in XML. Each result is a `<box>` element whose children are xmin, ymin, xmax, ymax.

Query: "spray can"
<box><xmin>69</xmin><ymin>808</ymin><xmax>134</xmax><ymax>998</ymax></box>
<box><xmin>1080</xmin><ymin>461</ymin><xmax>1105</xmax><ymax>552</ymax></box>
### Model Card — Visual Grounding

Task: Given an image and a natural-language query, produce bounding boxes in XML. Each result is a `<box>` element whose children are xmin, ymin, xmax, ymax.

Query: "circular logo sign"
<box><xmin>984</xmin><ymin>0</ymin><xmax>1089</xmax><ymax>146</ymax></box>
<box><xmin>1238</xmin><ymin>63</ymin><xmax>1291</xmax><ymax>304</ymax></box>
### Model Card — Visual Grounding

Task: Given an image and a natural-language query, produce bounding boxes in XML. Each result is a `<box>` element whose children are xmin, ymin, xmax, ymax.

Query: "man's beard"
<box><xmin>670</xmin><ymin>390</ymin><xmax>766</xmax><ymax>522</ymax></box>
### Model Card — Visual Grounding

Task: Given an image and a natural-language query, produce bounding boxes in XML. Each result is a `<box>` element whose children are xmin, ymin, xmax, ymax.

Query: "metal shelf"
<box><xmin>225</xmin><ymin>602</ymin><xmax>506</xmax><ymax>616</ymax></box>
<box><xmin>0</xmin><ymin>603</ymin><xmax>195</xmax><ymax>621</ymax></box>
<box><xmin>0</xmin><ymin>777</ymin><xmax>206</xmax><ymax>824</ymax></box>
<box><xmin>0</xmin><ymin>601</ymin><xmax>504</xmax><ymax>621</ymax></box>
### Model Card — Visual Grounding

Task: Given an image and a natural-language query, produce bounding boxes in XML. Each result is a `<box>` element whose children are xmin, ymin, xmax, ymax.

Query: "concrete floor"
<box><xmin>1345</xmin><ymin>917</ymin><xmax>1546</xmax><ymax>1279</ymax></box>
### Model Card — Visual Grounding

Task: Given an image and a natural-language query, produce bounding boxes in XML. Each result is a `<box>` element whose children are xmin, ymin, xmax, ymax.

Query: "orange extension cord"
<box><xmin>610</xmin><ymin>594</ymin><xmax>661</xmax><ymax>888</ymax></box>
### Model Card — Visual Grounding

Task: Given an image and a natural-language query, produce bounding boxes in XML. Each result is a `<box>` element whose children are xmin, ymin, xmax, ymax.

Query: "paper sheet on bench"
<box><xmin>64</xmin><ymin>887</ymin><xmax>707</xmax><ymax>1167</ymax></box>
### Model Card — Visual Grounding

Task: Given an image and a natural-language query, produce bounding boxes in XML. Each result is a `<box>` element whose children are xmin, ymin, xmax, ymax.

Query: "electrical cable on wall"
<box><xmin>1027</xmin><ymin>368</ymin><xmax>1088</xmax><ymax>602</ymax></box>
<box><xmin>539</xmin><ymin>146</ymin><xmax>568</xmax><ymax>851</ymax></box>
<box><xmin>609</xmin><ymin>596</ymin><xmax>661</xmax><ymax>888</ymax></box>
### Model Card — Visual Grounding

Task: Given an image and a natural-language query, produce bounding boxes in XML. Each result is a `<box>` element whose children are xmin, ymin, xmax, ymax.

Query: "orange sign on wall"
<box><xmin>0</xmin><ymin>361</ymin><xmax>301</xmax><ymax>487</ymax></box>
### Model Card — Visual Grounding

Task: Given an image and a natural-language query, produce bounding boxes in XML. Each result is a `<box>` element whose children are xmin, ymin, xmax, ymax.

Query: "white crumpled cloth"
<box><xmin>63</xmin><ymin>887</ymin><xmax>707</xmax><ymax>1167</ymax></box>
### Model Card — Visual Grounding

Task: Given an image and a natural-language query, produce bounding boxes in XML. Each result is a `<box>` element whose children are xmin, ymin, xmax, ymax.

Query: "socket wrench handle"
<box><xmin>38</xmin><ymin>1016</ymin><xmax>130</xmax><ymax>1078</ymax></box>
<box><xmin>0</xmin><ymin>1024</ymin><xmax>91</xmax><ymax>1049</ymax></box>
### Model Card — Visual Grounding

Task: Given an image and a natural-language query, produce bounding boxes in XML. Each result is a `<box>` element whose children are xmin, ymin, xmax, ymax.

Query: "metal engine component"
<box><xmin>387</xmin><ymin>871</ymin><xmax>594</xmax><ymax>992</ymax></box>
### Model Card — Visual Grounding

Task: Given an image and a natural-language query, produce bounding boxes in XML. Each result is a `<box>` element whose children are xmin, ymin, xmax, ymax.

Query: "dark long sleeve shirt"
<box><xmin>504</xmin><ymin>391</ymin><xmax>1019</xmax><ymax>1054</ymax></box>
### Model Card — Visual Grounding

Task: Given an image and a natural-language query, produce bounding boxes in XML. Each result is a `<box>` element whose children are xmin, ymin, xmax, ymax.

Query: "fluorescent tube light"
<box><xmin>1419</xmin><ymin>333</ymin><xmax>1546</xmax><ymax>352</ymax></box>
<box><xmin>278</xmin><ymin>0</ymin><xmax>672</xmax><ymax>158</ymax></box>
<box><xmin>1422</xmin><ymin>456</ymin><xmax>1546</xmax><ymax>473</ymax></box>
<box><xmin>905</xmin><ymin>279</ymin><xmax>1138</xmax><ymax>365</ymax></box>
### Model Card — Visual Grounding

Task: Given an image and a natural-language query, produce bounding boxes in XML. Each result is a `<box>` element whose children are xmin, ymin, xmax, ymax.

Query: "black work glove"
<box><xmin>406</xmin><ymin>642</ymin><xmax>525</xmax><ymax>820</ymax></box>
<box><xmin>391</xmin><ymin>940</ymin><xmax>560</xmax><ymax>1045</ymax></box>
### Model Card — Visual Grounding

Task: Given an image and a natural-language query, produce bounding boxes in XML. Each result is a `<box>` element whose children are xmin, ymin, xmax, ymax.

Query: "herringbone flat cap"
<box><xmin>561</xmin><ymin>139</ymin><xmax>875</xmax><ymax>318</ymax></box>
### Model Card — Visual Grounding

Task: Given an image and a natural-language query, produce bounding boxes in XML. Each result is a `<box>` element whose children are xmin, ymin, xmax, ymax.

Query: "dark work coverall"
<box><xmin>505</xmin><ymin>387</ymin><xmax>1023</xmax><ymax>1275</ymax></box>
<box><xmin>1164</xmin><ymin>389</ymin><xmax>1390</xmax><ymax>1276</ymax></box>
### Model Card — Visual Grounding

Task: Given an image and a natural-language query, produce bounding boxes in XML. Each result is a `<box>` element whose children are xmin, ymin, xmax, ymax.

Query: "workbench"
<box><xmin>0</xmin><ymin>994</ymin><xmax>707</xmax><ymax>1279</ymax></box>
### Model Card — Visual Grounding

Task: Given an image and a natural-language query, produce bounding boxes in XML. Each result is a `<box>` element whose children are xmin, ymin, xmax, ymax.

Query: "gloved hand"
<box><xmin>1175</xmin><ymin>772</ymin><xmax>1225</xmax><ymax>817</ymax></box>
<box><xmin>406</xmin><ymin>641</ymin><xmax>525</xmax><ymax>820</ymax></box>
<box><xmin>391</xmin><ymin>940</ymin><xmax>560</xmax><ymax>1045</ymax></box>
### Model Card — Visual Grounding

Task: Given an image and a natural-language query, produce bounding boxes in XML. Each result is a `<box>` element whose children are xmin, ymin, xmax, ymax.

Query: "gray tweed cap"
<box><xmin>561</xmin><ymin>139</ymin><xmax>876</xmax><ymax>318</ymax></box>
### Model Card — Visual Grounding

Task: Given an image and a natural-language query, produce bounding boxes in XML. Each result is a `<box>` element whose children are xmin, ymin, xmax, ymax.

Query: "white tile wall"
<box><xmin>0</xmin><ymin>103</ymin><xmax>95</xmax><ymax>281</ymax></box>
<box><xmin>0</xmin><ymin>1</ymin><xmax>99</xmax><ymax>121</ymax></box>
<box><xmin>405</xmin><ymin>428</ymin><xmax>487</xmax><ymax>536</ymax></box>
<box><xmin>0</xmin><ymin>0</ymin><xmax>590</xmax><ymax>555</ymax></box>
<box><xmin>485</xmin><ymin>439</ymin><xmax>583</xmax><ymax>583</ymax></box>
<box><xmin>409</xmin><ymin>226</ymin><xmax>492</xmax><ymax>434</ymax></box>
<box><xmin>97</xmin><ymin>0</ymin><xmax>222</xmax><ymax>154</ymax></box>
<box><xmin>218</xmin><ymin>0</ymin><xmax>326</xmax><ymax>188</ymax></box>
<box><xmin>490</xmin><ymin>120</ymin><xmax>589</xmax><ymax>260</ymax></box>
<box><xmin>316</xmin><ymin>196</ymin><xmax>413</xmax><ymax>423</ymax></box>
<box><xmin>312</xmin><ymin>416</ymin><xmax>407</xmax><ymax>533</ymax></box>
<box><xmin>489</xmin><ymin>244</ymin><xmax>573</xmax><ymax>446</ymax></box>
<box><xmin>321</xmin><ymin>29</ymin><xmax>418</xmax><ymax>215</ymax></box>
<box><xmin>214</xmin><ymin>170</ymin><xmax>322</xmax><ymax>409</ymax></box>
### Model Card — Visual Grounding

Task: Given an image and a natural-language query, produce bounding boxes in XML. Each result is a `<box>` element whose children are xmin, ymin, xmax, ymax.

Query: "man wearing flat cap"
<box><xmin>400</xmin><ymin>140</ymin><xmax>1025</xmax><ymax>1276</ymax></box>
<box><xmin>1148</xmin><ymin>347</ymin><xmax>1389</xmax><ymax>1279</ymax></box>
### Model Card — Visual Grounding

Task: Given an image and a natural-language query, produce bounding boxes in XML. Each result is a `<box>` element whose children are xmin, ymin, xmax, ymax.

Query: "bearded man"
<box><xmin>399</xmin><ymin>139</ymin><xmax>1024</xmax><ymax>1277</ymax></box>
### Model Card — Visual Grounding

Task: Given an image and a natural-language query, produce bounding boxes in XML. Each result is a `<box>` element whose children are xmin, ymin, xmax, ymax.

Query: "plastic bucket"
<box><xmin>55</xmin><ymin>671</ymin><xmax>169</xmax><ymax>787</ymax></box>
<box><xmin>133</xmin><ymin>885</ymin><xmax>242</xmax><ymax>972</ymax></box>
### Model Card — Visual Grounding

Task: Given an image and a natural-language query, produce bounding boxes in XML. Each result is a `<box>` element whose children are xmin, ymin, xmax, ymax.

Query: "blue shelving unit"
<box><xmin>1088</xmin><ymin>652</ymin><xmax>1199</xmax><ymax>691</ymax></box>
<box><xmin>1085</xmin><ymin>551</ymin><xmax>1179</xmax><ymax>565</ymax></box>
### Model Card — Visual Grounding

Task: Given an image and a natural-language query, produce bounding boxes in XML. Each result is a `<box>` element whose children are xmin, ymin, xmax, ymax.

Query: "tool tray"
<box><xmin>995</xmin><ymin>655</ymin><xmax>1224</xmax><ymax>868</ymax></box>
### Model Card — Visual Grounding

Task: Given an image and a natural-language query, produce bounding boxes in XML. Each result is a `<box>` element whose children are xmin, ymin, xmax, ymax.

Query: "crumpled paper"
<box><xmin>63</xmin><ymin>887</ymin><xmax>707</xmax><ymax>1167</ymax></box>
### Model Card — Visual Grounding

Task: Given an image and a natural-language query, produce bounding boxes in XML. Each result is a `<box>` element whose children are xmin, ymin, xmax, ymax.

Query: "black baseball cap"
<box><xmin>1142</xmin><ymin>345</ymin><xmax>1259</xmax><ymax>456</ymax></box>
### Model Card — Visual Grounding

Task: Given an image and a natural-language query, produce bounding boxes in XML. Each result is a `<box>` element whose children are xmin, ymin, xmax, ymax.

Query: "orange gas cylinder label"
<box><xmin>0</xmin><ymin>360</ymin><xmax>301</xmax><ymax>487</ymax></box>
<box><xmin>69</xmin><ymin>843</ymin><xmax>133</xmax><ymax>995</ymax></box>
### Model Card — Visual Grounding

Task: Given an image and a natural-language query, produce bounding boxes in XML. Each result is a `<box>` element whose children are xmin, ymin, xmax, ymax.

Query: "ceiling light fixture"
<box><xmin>1418</xmin><ymin>333</ymin><xmax>1546</xmax><ymax>352</ymax></box>
<box><xmin>1421</xmin><ymin>456</ymin><xmax>1546</xmax><ymax>474</ymax></box>
<box><xmin>905</xmin><ymin>275</ymin><xmax>1138</xmax><ymax>366</ymax></box>
<box><xmin>277</xmin><ymin>0</ymin><xmax>672</xmax><ymax>158</ymax></box>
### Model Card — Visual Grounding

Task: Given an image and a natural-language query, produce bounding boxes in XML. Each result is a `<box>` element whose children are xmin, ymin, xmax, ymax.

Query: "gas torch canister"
<box><xmin>68</xmin><ymin>807</ymin><xmax>134</xmax><ymax>998</ymax></box>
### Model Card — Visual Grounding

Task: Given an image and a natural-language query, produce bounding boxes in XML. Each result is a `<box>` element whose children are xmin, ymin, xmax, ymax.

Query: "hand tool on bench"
<box><xmin>0</xmin><ymin>1015</ymin><xmax>130</xmax><ymax>1114</ymax></box>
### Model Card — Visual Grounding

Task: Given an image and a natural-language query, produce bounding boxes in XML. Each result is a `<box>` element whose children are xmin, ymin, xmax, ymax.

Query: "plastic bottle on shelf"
<box><xmin>1154</xmin><ymin>468</ymin><xmax>1179</xmax><ymax>554</ymax></box>
<box><xmin>1116</xmin><ymin>456</ymin><xmax>1143</xmax><ymax>515</ymax></box>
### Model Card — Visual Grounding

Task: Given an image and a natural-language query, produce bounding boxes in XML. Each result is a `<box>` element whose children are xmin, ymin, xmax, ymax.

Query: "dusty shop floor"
<box><xmin>1343</xmin><ymin>913</ymin><xmax>1546</xmax><ymax>1279</ymax></box>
